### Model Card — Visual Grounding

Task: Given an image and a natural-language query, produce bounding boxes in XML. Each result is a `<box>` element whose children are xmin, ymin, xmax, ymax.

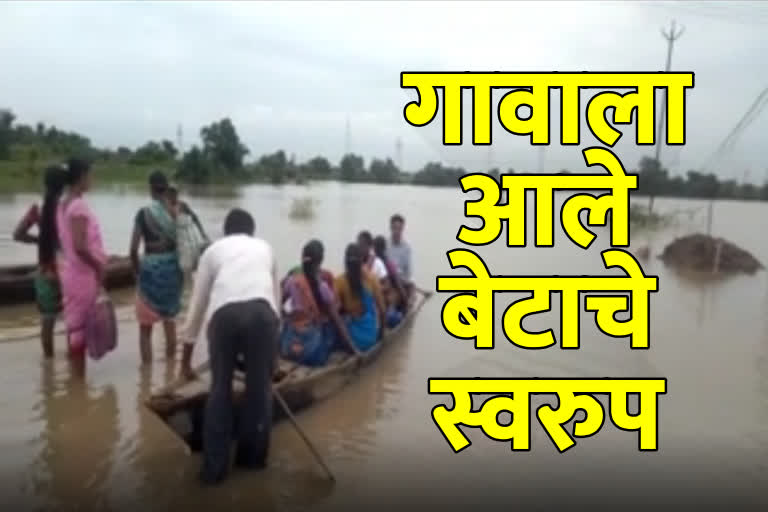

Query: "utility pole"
<box><xmin>395</xmin><ymin>137</ymin><xmax>403</xmax><ymax>170</ymax></box>
<box><xmin>176</xmin><ymin>124</ymin><xmax>183</xmax><ymax>156</ymax></box>
<box><xmin>344</xmin><ymin>116</ymin><xmax>351</xmax><ymax>156</ymax></box>
<box><xmin>655</xmin><ymin>20</ymin><xmax>685</xmax><ymax>163</ymax></box>
<box><xmin>648</xmin><ymin>20</ymin><xmax>684</xmax><ymax>220</ymax></box>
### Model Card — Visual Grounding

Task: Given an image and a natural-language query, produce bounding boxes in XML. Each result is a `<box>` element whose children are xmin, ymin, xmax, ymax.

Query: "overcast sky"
<box><xmin>1</xmin><ymin>1</ymin><xmax>767</xmax><ymax>180</ymax></box>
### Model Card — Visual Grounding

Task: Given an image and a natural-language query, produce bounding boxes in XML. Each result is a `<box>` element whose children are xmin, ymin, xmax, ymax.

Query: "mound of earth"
<box><xmin>659</xmin><ymin>233</ymin><xmax>763</xmax><ymax>274</ymax></box>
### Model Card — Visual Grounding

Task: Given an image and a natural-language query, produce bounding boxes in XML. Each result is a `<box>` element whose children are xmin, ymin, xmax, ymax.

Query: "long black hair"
<box><xmin>302</xmin><ymin>239</ymin><xmax>327</xmax><ymax>313</ymax></box>
<box><xmin>65</xmin><ymin>157</ymin><xmax>91</xmax><ymax>187</ymax></box>
<box><xmin>39</xmin><ymin>165</ymin><xmax>67</xmax><ymax>266</ymax></box>
<box><xmin>345</xmin><ymin>243</ymin><xmax>365</xmax><ymax>299</ymax></box>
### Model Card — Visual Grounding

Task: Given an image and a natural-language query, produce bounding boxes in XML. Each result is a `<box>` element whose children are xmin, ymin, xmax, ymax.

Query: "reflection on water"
<box><xmin>27</xmin><ymin>359</ymin><xmax>119</xmax><ymax>510</ymax></box>
<box><xmin>0</xmin><ymin>183</ymin><xmax>767</xmax><ymax>508</ymax></box>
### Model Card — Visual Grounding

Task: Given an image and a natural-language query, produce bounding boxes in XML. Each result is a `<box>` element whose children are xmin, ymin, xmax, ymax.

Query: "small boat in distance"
<box><xmin>0</xmin><ymin>255</ymin><xmax>135</xmax><ymax>306</ymax></box>
<box><xmin>146</xmin><ymin>288</ymin><xmax>431</xmax><ymax>453</ymax></box>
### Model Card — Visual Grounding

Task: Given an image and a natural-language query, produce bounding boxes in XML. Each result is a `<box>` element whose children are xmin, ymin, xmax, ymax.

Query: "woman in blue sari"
<box><xmin>280</xmin><ymin>240</ymin><xmax>360</xmax><ymax>366</ymax></box>
<box><xmin>129</xmin><ymin>171</ymin><xmax>184</xmax><ymax>364</ymax></box>
<box><xmin>334</xmin><ymin>243</ymin><xmax>387</xmax><ymax>352</ymax></box>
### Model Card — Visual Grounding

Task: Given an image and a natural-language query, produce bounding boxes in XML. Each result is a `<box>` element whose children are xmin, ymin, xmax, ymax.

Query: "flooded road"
<box><xmin>0</xmin><ymin>182</ymin><xmax>766</xmax><ymax>510</ymax></box>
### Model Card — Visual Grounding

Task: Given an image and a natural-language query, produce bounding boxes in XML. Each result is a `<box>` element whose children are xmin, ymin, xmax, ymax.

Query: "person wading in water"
<box><xmin>13</xmin><ymin>166</ymin><xmax>68</xmax><ymax>357</ymax></box>
<box><xmin>130</xmin><ymin>171</ymin><xmax>184</xmax><ymax>364</ymax></box>
<box><xmin>56</xmin><ymin>158</ymin><xmax>109</xmax><ymax>376</ymax></box>
<box><xmin>180</xmin><ymin>208</ymin><xmax>281</xmax><ymax>485</ymax></box>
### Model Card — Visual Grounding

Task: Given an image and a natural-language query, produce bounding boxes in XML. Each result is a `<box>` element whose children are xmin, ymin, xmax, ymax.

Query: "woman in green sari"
<box><xmin>129</xmin><ymin>171</ymin><xmax>184</xmax><ymax>364</ymax></box>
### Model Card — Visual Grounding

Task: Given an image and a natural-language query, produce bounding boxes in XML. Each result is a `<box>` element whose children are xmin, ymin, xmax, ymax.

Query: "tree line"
<box><xmin>1</xmin><ymin>108</ymin><xmax>766</xmax><ymax>201</ymax></box>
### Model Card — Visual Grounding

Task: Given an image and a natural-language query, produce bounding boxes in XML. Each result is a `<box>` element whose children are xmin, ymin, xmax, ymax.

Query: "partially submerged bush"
<box><xmin>659</xmin><ymin>233</ymin><xmax>763</xmax><ymax>274</ymax></box>
<box><xmin>289</xmin><ymin>197</ymin><xmax>316</xmax><ymax>220</ymax></box>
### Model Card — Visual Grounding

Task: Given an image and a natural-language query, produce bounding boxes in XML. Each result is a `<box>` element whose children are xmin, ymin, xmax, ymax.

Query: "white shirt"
<box><xmin>366</xmin><ymin>248</ymin><xmax>388</xmax><ymax>280</ymax></box>
<box><xmin>370</xmin><ymin>256</ymin><xmax>388</xmax><ymax>280</ymax></box>
<box><xmin>181</xmin><ymin>234</ymin><xmax>280</xmax><ymax>346</ymax></box>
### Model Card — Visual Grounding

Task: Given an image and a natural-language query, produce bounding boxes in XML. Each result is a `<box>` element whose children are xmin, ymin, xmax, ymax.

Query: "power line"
<box><xmin>704</xmin><ymin>87</ymin><xmax>768</xmax><ymax>171</ymax></box>
<box><xmin>655</xmin><ymin>19</ymin><xmax>685</xmax><ymax>164</ymax></box>
<box><xmin>643</xmin><ymin>2</ymin><xmax>768</xmax><ymax>27</ymax></box>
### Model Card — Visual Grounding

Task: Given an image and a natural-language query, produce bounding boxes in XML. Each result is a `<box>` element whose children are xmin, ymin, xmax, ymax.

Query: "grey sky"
<box><xmin>1</xmin><ymin>1</ymin><xmax>766</xmax><ymax>179</ymax></box>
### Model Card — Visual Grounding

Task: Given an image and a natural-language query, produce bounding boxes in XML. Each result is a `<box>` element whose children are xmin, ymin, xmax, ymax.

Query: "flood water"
<box><xmin>0</xmin><ymin>181</ymin><xmax>766</xmax><ymax>510</ymax></box>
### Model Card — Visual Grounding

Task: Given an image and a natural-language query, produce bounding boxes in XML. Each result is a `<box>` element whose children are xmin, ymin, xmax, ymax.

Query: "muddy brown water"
<box><xmin>0</xmin><ymin>182</ymin><xmax>766</xmax><ymax>510</ymax></box>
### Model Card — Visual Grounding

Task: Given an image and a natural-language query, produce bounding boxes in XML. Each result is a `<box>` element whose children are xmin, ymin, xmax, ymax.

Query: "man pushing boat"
<box><xmin>179</xmin><ymin>208</ymin><xmax>281</xmax><ymax>485</ymax></box>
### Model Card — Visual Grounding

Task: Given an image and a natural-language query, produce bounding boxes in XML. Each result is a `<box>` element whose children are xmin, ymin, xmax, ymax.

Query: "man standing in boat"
<box><xmin>179</xmin><ymin>208</ymin><xmax>281</xmax><ymax>485</ymax></box>
<box><xmin>387</xmin><ymin>214</ymin><xmax>414</xmax><ymax>297</ymax></box>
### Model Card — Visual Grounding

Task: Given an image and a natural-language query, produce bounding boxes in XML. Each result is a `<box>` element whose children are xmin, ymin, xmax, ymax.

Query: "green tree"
<box><xmin>200</xmin><ymin>118</ymin><xmax>249</xmax><ymax>172</ymax></box>
<box><xmin>339</xmin><ymin>153</ymin><xmax>365</xmax><ymax>182</ymax></box>
<box><xmin>161</xmin><ymin>140</ymin><xmax>178</xmax><ymax>159</ymax></box>
<box><xmin>130</xmin><ymin>141</ymin><xmax>168</xmax><ymax>165</ymax></box>
<box><xmin>369</xmin><ymin>157</ymin><xmax>400</xmax><ymax>183</ymax></box>
<box><xmin>303</xmin><ymin>155</ymin><xmax>333</xmax><ymax>179</ymax></box>
<box><xmin>0</xmin><ymin>109</ymin><xmax>16</xmax><ymax>160</ymax></box>
<box><xmin>637</xmin><ymin>157</ymin><xmax>668</xmax><ymax>214</ymax></box>
<box><xmin>257</xmin><ymin>150</ymin><xmax>289</xmax><ymax>184</ymax></box>
<box><xmin>176</xmin><ymin>146</ymin><xmax>212</xmax><ymax>184</ymax></box>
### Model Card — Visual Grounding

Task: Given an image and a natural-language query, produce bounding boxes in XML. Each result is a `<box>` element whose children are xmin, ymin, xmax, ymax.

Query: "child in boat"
<box><xmin>12</xmin><ymin>166</ymin><xmax>67</xmax><ymax>357</ymax></box>
<box><xmin>357</xmin><ymin>230</ymin><xmax>388</xmax><ymax>281</ymax></box>
<box><xmin>334</xmin><ymin>243</ymin><xmax>387</xmax><ymax>352</ymax></box>
<box><xmin>280</xmin><ymin>240</ymin><xmax>360</xmax><ymax>366</ymax></box>
<box><xmin>373</xmin><ymin>235</ymin><xmax>408</xmax><ymax>327</ymax></box>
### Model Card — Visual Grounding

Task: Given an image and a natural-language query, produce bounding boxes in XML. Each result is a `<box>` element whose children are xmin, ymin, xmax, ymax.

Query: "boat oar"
<box><xmin>272</xmin><ymin>387</ymin><xmax>336</xmax><ymax>482</ymax></box>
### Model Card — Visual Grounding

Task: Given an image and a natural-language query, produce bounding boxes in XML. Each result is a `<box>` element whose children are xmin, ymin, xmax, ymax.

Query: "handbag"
<box><xmin>84</xmin><ymin>290</ymin><xmax>118</xmax><ymax>361</ymax></box>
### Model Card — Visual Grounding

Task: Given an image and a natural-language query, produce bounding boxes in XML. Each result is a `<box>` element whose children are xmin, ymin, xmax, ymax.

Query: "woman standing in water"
<box><xmin>334</xmin><ymin>243</ymin><xmax>386</xmax><ymax>352</ymax></box>
<box><xmin>130</xmin><ymin>171</ymin><xmax>183</xmax><ymax>364</ymax></box>
<box><xmin>13</xmin><ymin>166</ymin><xmax>67</xmax><ymax>357</ymax></box>
<box><xmin>56</xmin><ymin>158</ymin><xmax>108</xmax><ymax>374</ymax></box>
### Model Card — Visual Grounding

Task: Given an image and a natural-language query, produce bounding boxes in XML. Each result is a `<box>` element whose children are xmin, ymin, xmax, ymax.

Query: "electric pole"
<box><xmin>655</xmin><ymin>20</ymin><xmax>685</xmax><ymax>163</ymax></box>
<box><xmin>395</xmin><ymin>137</ymin><xmax>403</xmax><ymax>170</ymax></box>
<box><xmin>176</xmin><ymin>124</ymin><xmax>183</xmax><ymax>156</ymax></box>
<box><xmin>344</xmin><ymin>116</ymin><xmax>351</xmax><ymax>156</ymax></box>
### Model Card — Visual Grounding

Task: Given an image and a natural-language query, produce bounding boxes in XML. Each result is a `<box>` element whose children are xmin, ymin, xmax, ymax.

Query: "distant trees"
<box><xmin>176</xmin><ymin>118</ymin><xmax>249</xmax><ymax>184</ymax></box>
<box><xmin>129</xmin><ymin>140</ymin><xmax>177</xmax><ymax>165</ymax></box>
<box><xmin>3</xmin><ymin>106</ymin><xmax>768</xmax><ymax>202</ymax></box>
<box><xmin>339</xmin><ymin>153</ymin><xmax>365</xmax><ymax>182</ymax></box>
<box><xmin>0</xmin><ymin>109</ymin><xmax>15</xmax><ymax>160</ymax></box>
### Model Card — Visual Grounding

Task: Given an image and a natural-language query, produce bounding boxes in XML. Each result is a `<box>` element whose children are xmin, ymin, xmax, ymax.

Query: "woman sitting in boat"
<box><xmin>280</xmin><ymin>240</ymin><xmax>361</xmax><ymax>366</ymax></box>
<box><xmin>280</xmin><ymin>246</ymin><xmax>335</xmax><ymax>292</ymax></box>
<box><xmin>13</xmin><ymin>165</ymin><xmax>68</xmax><ymax>358</ymax></box>
<box><xmin>373</xmin><ymin>235</ymin><xmax>409</xmax><ymax>328</ymax></box>
<box><xmin>334</xmin><ymin>243</ymin><xmax>387</xmax><ymax>352</ymax></box>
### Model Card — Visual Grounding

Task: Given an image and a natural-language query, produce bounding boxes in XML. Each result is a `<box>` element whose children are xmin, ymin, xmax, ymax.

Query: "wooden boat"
<box><xmin>146</xmin><ymin>288</ymin><xmax>430</xmax><ymax>451</ymax></box>
<box><xmin>0</xmin><ymin>255</ymin><xmax>135</xmax><ymax>306</ymax></box>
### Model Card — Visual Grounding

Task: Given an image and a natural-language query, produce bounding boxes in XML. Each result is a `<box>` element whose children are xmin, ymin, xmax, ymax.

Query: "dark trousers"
<box><xmin>201</xmin><ymin>298</ymin><xmax>279</xmax><ymax>483</ymax></box>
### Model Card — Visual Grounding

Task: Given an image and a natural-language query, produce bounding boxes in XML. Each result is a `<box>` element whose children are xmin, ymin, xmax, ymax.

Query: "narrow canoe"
<box><xmin>0</xmin><ymin>256</ymin><xmax>135</xmax><ymax>306</ymax></box>
<box><xmin>146</xmin><ymin>288</ymin><xmax>430</xmax><ymax>452</ymax></box>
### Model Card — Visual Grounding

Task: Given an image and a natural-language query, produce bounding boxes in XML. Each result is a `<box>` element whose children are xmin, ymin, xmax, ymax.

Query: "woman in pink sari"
<box><xmin>56</xmin><ymin>158</ymin><xmax>108</xmax><ymax>374</ymax></box>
